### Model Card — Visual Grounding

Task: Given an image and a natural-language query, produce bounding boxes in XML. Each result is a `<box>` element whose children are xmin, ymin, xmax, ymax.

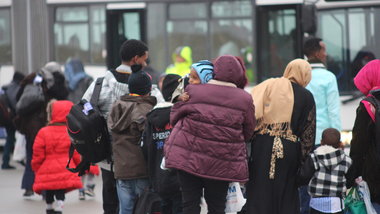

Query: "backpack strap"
<box><xmin>66</xmin><ymin>143</ymin><xmax>91</xmax><ymax>176</ymax></box>
<box><xmin>363</xmin><ymin>96</ymin><xmax>380</xmax><ymax>169</ymax></box>
<box><xmin>90</xmin><ymin>77</ymin><xmax>104</xmax><ymax>106</ymax></box>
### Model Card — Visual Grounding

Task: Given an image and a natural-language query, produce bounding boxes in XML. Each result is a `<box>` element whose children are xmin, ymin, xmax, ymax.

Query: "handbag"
<box><xmin>356</xmin><ymin>177</ymin><xmax>377</xmax><ymax>214</ymax></box>
<box><xmin>344</xmin><ymin>187</ymin><xmax>367</xmax><ymax>214</ymax></box>
<box><xmin>225</xmin><ymin>182</ymin><xmax>246</xmax><ymax>213</ymax></box>
<box><xmin>13</xmin><ymin>131</ymin><xmax>26</xmax><ymax>162</ymax></box>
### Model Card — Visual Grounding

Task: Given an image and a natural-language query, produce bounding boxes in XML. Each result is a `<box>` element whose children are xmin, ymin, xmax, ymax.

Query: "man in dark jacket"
<box><xmin>142</xmin><ymin>74</ymin><xmax>182</xmax><ymax>213</ymax></box>
<box><xmin>1</xmin><ymin>71</ymin><xmax>25</xmax><ymax>169</ymax></box>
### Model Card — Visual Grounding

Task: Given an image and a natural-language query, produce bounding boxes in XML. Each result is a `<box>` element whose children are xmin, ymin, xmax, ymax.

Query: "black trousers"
<box><xmin>177</xmin><ymin>170</ymin><xmax>229</xmax><ymax>214</ymax></box>
<box><xmin>46</xmin><ymin>189</ymin><xmax>65</xmax><ymax>204</ymax></box>
<box><xmin>101</xmin><ymin>168</ymin><xmax>119</xmax><ymax>214</ymax></box>
<box><xmin>310</xmin><ymin>208</ymin><xmax>344</xmax><ymax>214</ymax></box>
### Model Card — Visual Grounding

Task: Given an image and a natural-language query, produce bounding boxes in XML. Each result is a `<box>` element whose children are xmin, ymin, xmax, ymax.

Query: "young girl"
<box><xmin>32</xmin><ymin>100</ymin><xmax>82</xmax><ymax>214</ymax></box>
<box><xmin>173</xmin><ymin>60</ymin><xmax>214</xmax><ymax>102</ymax></box>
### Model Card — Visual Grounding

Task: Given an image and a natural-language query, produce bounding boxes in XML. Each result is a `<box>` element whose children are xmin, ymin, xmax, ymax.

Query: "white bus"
<box><xmin>0</xmin><ymin>0</ymin><xmax>379</xmax><ymax>146</ymax></box>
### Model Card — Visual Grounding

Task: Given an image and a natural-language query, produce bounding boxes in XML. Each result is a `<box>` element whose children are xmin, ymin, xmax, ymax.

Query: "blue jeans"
<box><xmin>372</xmin><ymin>202</ymin><xmax>380</xmax><ymax>213</ymax></box>
<box><xmin>116</xmin><ymin>178</ymin><xmax>149</xmax><ymax>214</ymax></box>
<box><xmin>299</xmin><ymin>185</ymin><xmax>310</xmax><ymax>214</ymax></box>
<box><xmin>161</xmin><ymin>195</ymin><xmax>183</xmax><ymax>214</ymax></box>
<box><xmin>2</xmin><ymin>125</ymin><xmax>16</xmax><ymax>167</ymax></box>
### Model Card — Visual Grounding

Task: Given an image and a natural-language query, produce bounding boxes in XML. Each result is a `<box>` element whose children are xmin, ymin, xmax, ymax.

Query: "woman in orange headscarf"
<box><xmin>246</xmin><ymin>59</ymin><xmax>316</xmax><ymax>214</ymax></box>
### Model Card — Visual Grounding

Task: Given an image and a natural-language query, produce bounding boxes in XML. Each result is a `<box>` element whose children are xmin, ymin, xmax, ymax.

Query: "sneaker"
<box><xmin>79</xmin><ymin>190</ymin><xmax>85</xmax><ymax>200</ymax></box>
<box><xmin>1</xmin><ymin>164</ymin><xmax>16</xmax><ymax>170</ymax></box>
<box><xmin>84</xmin><ymin>185</ymin><xmax>95</xmax><ymax>197</ymax></box>
<box><xmin>23</xmin><ymin>189</ymin><xmax>34</xmax><ymax>197</ymax></box>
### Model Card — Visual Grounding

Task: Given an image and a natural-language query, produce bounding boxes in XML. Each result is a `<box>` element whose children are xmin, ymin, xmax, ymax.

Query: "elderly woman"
<box><xmin>350</xmin><ymin>59</ymin><xmax>380</xmax><ymax>212</ymax></box>
<box><xmin>247</xmin><ymin>59</ymin><xmax>316</xmax><ymax>214</ymax></box>
<box><xmin>164</xmin><ymin>54</ymin><xmax>256</xmax><ymax>213</ymax></box>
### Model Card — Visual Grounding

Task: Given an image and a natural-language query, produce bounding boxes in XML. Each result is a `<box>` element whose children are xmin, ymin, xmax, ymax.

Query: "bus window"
<box><xmin>167</xmin><ymin>2</ymin><xmax>208</xmax><ymax>67</ymax></box>
<box><xmin>0</xmin><ymin>8</ymin><xmax>12</xmax><ymax>64</ymax></box>
<box><xmin>54</xmin><ymin>5</ymin><xmax>106</xmax><ymax>64</ymax></box>
<box><xmin>106</xmin><ymin>8</ymin><xmax>146</xmax><ymax>69</ymax></box>
<box><xmin>257</xmin><ymin>6</ymin><xmax>299</xmax><ymax>81</ymax></box>
<box><xmin>317</xmin><ymin>6</ymin><xmax>380</xmax><ymax>93</ymax></box>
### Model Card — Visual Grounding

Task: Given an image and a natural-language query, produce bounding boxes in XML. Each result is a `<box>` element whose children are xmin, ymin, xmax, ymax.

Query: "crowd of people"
<box><xmin>0</xmin><ymin>36</ymin><xmax>380</xmax><ymax>214</ymax></box>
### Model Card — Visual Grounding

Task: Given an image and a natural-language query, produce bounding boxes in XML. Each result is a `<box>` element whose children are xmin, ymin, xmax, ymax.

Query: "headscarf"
<box><xmin>250</xmin><ymin>58</ymin><xmax>311</xmax><ymax>179</ymax></box>
<box><xmin>354</xmin><ymin>59</ymin><xmax>380</xmax><ymax>122</ymax></box>
<box><xmin>64</xmin><ymin>58</ymin><xmax>88</xmax><ymax>91</ymax></box>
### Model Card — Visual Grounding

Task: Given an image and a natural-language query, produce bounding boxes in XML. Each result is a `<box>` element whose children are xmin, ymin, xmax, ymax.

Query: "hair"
<box><xmin>321</xmin><ymin>128</ymin><xmax>341</xmax><ymax>148</ymax></box>
<box><xmin>303</xmin><ymin>37</ymin><xmax>323</xmax><ymax>58</ymax></box>
<box><xmin>119</xmin><ymin>39</ymin><xmax>148</xmax><ymax>63</ymax></box>
<box><xmin>46</xmin><ymin>99</ymin><xmax>57</xmax><ymax>123</ymax></box>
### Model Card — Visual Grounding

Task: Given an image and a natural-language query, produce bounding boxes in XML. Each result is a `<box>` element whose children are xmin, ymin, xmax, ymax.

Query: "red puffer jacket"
<box><xmin>164</xmin><ymin>55</ymin><xmax>256</xmax><ymax>182</ymax></box>
<box><xmin>32</xmin><ymin>100</ymin><xmax>82</xmax><ymax>194</ymax></box>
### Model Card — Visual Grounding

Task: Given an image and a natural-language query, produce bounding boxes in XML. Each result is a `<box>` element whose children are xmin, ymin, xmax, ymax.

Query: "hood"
<box><xmin>146</xmin><ymin>102</ymin><xmax>173</xmax><ymax>129</ymax></box>
<box><xmin>108</xmin><ymin>95</ymin><xmax>157</xmax><ymax>133</ymax></box>
<box><xmin>314</xmin><ymin>145</ymin><xmax>346</xmax><ymax>170</ymax></box>
<box><xmin>49</xmin><ymin>100</ymin><xmax>73</xmax><ymax>124</ymax></box>
<box><xmin>213</xmin><ymin>54</ymin><xmax>247</xmax><ymax>89</ymax></box>
<box><xmin>172</xmin><ymin>46</ymin><xmax>193</xmax><ymax>68</ymax></box>
<box><xmin>64</xmin><ymin>58</ymin><xmax>87</xmax><ymax>90</ymax></box>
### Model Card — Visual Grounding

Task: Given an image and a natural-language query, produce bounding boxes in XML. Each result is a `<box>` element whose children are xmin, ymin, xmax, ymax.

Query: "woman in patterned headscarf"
<box><xmin>246</xmin><ymin>58</ymin><xmax>316</xmax><ymax>214</ymax></box>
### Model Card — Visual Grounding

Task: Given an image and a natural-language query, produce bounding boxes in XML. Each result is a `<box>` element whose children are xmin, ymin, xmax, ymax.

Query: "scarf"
<box><xmin>250</xmin><ymin>58</ymin><xmax>311</xmax><ymax>179</ymax></box>
<box><xmin>354</xmin><ymin>59</ymin><xmax>380</xmax><ymax>122</ymax></box>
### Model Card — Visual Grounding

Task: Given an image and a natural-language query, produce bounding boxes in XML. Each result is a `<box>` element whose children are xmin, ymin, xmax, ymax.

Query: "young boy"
<box><xmin>172</xmin><ymin>60</ymin><xmax>213</xmax><ymax>102</ymax></box>
<box><xmin>107</xmin><ymin>64</ymin><xmax>157</xmax><ymax>214</ymax></box>
<box><xmin>297</xmin><ymin>128</ymin><xmax>355</xmax><ymax>214</ymax></box>
<box><xmin>142</xmin><ymin>74</ymin><xmax>183</xmax><ymax>214</ymax></box>
<box><xmin>32</xmin><ymin>100</ymin><xmax>83</xmax><ymax>214</ymax></box>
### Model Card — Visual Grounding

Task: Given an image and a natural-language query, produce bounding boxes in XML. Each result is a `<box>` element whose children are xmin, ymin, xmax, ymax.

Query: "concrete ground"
<box><xmin>0</xmin><ymin>154</ymin><xmax>103</xmax><ymax>214</ymax></box>
<box><xmin>0</xmin><ymin>151</ymin><xmax>212</xmax><ymax>214</ymax></box>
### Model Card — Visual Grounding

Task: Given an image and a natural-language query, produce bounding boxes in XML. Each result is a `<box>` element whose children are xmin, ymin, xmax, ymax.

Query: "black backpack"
<box><xmin>66</xmin><ymin>77</ymin><xmax>111</xmax><ymax>176</ymax></box>
<box><xmin>132</xmin><ymin>188</ymin><xmax>162</xmax><ymax>214</ymax></box>
<box><xmin>364</xmin><ymin>96</ymin><xmax>380</xmax><ymax>171</ymax></box>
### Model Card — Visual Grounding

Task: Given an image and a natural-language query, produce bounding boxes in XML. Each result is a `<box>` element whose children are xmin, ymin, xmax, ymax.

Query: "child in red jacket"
<box><xmin>32</xmin><ymin>99</ymin><xmax>82</xmax><ymax>214</ymax></box>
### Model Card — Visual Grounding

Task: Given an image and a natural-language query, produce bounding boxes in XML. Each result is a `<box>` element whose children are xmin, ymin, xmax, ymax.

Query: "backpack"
<box><xmin>132</xmin><ymin>188</ymin><xmax>162</xmax><ymax>214</ymax></box>
<box><xmin>66</xmin><ymin>77</ymin><xmax>112</xmax><ymax>176</ymax></box>
<box><xmin>363</xmin><ymin>96</ymin><xmax>380</xmax><ymax>171</ymax></box>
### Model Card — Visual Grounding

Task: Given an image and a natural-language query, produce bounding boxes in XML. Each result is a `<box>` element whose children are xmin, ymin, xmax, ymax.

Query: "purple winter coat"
<box><xmin>164</xmin><ymin>55</ymin><xmax>256</xmax><ymax>182</ymax></box>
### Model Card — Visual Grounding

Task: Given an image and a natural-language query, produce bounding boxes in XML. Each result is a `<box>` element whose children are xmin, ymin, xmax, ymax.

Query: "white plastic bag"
<box><xmin>13</xmin><ymin>132</ymin><xmax>26</xmax><ymax>162</ymax></box>
<box><xmin>225</xmin><ymin>182</ymin><xmax>246</xmax><ymax>213</ymax></box>
<box><xmin>356</xmin><ymin>176</ymin><xmax>377</xmax><ymax>214</ymax></box>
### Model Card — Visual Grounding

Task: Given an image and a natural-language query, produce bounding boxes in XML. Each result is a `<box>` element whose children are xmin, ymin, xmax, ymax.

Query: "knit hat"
<box><xmin>191</xmin><ymin>60</ymin><xmax>214</xmax><ymax>84</ymax></box>
<box><xmin>162</xmin><ymin>74</ymin><xmax>181</xmax><ymax>102</ymax></box>
<box><xmin>128</xmin><ymin>64</ymin><xmax>152</xmax><ymax>95</ymax></box>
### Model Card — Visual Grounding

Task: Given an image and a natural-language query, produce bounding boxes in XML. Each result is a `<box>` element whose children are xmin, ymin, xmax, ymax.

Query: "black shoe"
<box><xmin>46</xmin><ymin>209</ymin><xmax>55</xmax><ymax>214</ymax></box>
<box><xmin>54</xmin><ymin>211</ymin><xmax>62</xmax><ymax>214</ymax></box>
<box><xmin>23</xmin><ymin>189</ymin><xmax>34</xmax><ymax>197</ymax></box>
<box><xmin>16</xmin><ymin>160</ymin><xmax>25</xmax><ymax>166</ymax></box>
<box><xmin>1</xmin><ymin>164</ymin><xmax>16</xmax><ymax>170</ymax></box>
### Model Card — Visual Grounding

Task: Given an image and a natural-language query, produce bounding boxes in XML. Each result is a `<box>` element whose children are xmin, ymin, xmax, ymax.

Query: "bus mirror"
<box><xmin>302</xmin><ymin>4</ymin><xmax>317</xmax><ymax>35</ymax></box>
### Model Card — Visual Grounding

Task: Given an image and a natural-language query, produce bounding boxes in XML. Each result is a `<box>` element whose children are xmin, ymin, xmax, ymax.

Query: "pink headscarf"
<box><xmin>354</xmin><ymin>59</ymin><xmax>380</xmax><ymax>121</ymax></box>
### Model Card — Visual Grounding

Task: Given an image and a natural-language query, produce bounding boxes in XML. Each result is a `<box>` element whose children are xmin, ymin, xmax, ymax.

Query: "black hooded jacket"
<box><xmin>142</xmin><ymin>102</ymin><xmax>181</xmax><ymax>198</ymax></box>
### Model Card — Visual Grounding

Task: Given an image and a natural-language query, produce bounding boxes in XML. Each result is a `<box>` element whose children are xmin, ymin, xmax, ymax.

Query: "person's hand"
<box><xmin>178</xmin><ymin>92</ymin><xmax>189</xmax><ymax>102</ymax></box>
<box><xmin>182</xmin><ymin>92</ymin><xmax>189</xmax><ymax>102</ymax></box>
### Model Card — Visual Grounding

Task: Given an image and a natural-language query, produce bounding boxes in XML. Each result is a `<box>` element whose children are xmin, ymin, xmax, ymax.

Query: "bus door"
<box><xmin>106</xmin><ymin>3</ymin><xmax>147</xmax><ymax>70</ymax></box>
<box><xmin>256</xmin><ymin>4</ymin><xmax>303</xmax><ymax>82</ymax></box>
